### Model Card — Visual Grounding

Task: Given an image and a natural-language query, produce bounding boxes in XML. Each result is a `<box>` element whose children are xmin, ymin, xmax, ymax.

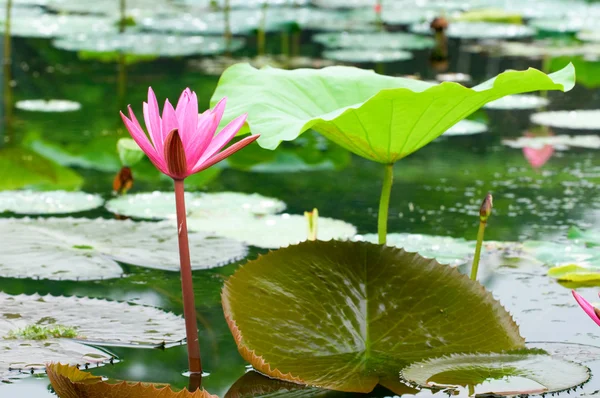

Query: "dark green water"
<box><xmin>3</xmin><ymin>30</ymin><xmax>600</xmax><ymax>397</ymax></box>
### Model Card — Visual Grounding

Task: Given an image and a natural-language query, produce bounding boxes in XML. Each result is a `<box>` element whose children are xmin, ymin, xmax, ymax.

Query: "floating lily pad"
<box><xmin>211</xmin><ymin>63</ymin><xmax>574</xmax><ymax>162</ymax></box>
<box><xmin>323</xmin><ymin>49</ymin><xmax>413</xmax><ymax>63</ymax></box>
<box><xmin>46</xmin><ymin>363</ymin><xmax>216</xmax><ymax>398</ymax></box>
<box><xmin>527</xmin><ymin>342</ymin><xmax>600</xmax><ymax>363</ymax></box>
<box><xmin>0</xmin><ymin>292</ymin><xmax>185</xmax><ymax>347</ymax></box>
<box><xmin>443</xmin><ymin>120</ymin><xmax>488</xmax><ymax>136</ymax></box>
<box><xmin>54</xmin><ymin>33</ymin><xmax>244</xmax><ymax>57</ymax></box>
<box><xmin>568</xmin><ymin>226</ymin><xmax>600</xmax><ymax>247</ymax></box>
<box><xmin>313</xmin><ymin>32</ymin><xmax>435</xmax><ymax>50</ymax></box>
<box><xmin>0</xmin><ymin>191</ymin><xmax>103</xmax><ymax>215</ymax></box>
<box><xmin>357</xmin><ymin>233</ymin><xmax>476</xmax><ymax>266</ymax></box>
<box><xmin>435</xmin><ymin>72</ymin><xmax>472</xmax><ymax>83</ymax></box>
<box><xmin>15</xmin><ymin>99</ymin><xmax>81</xmax><ymax>113</ymax></box>
<box><xmin>519</xmin><ymin>241</ymin><xmax>600</xmax><ymax>267</ymax></box>
<box><xmin>502</xmin><ymin>135</ymin><xmax>600</xmax><ymax>150</ymax></box>
<box><xmin>547</xmin><ymin>264</ymin><xmax>600</xmax><ymax>282</ymax></box>
<box><xmin>1</xmin><ymin>339</ymin><xmax>112</xmax><ymax>382</ymax></box>
<box><xmin>489</xmin><ymin>40</ymin><xmax>600</xmax><ymax>58</ymax></box>
<box><xmin>2</xmin><ymin>14</ymin><xmax>116</xmax><ymax>38</ymax></box>
<box><xmin>455</xmin><ymin>8</ymin><xmax>523</xmax><ymax>23</ymax></box>
<box><xmin>0</xmin><ymin>218</ymin><xmax>247</xmax><ymax>280</ymax></box>
<box><xmin>106</xmin><ymin>191</ymin><xmax>285</xmax><ymax>220</ymax></box>
<box><xmin>401</xmin><ymin>353</ymin><xmax>590</xmax><ymax>395</ymax></box>
<box><xmin>46</xmin><ymin>0</ymin><xmax>175</xmax><ymax>18</ymax></box>
<box><xmin>187</xmin><ymin>213</ymin><xmax>356</xmax><ymax>249</ymax></box>
<box><xmin>381</xmin><ymin>8</ymin><xmax>444</xmax><ymax>26</ymax></box>
<box><xmin>529</xmin><ymin>18</ymin><xmax>595</xmax><ymax>34</ymax></box>
<box><xmin>0</xmin><ymin>5</ymin><xmax>43</xmax><ymax>21</ymax></box>
<box><xmin>577</xmin><ymin>30</ymin><xmax>600</xmax><ymax>43</ymax></box>
<box><xmin>531</xmin><ymin>110</ymin><xmax>600</xmax><ymax>130</ymax></box>
<box><xmin>484</xmin><ymin>95</ymin><xmax>549</xmax><ymax>110</ymax></box>
<box><xmin>410</xmin><ymin>22</ymin><xmax>536</xmax><ymax>40</ymax></box>
<box><xmin>222</xmin><ymin>240</ymin><xmax>524</xmax><ymax>393</ymax></box>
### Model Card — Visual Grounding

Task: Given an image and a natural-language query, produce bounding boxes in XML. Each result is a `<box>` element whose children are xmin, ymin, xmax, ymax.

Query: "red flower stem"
<box><xmin>173</xmin><ymin>179</ymin><xmax>202</xmax><ymax>377</ymax></box>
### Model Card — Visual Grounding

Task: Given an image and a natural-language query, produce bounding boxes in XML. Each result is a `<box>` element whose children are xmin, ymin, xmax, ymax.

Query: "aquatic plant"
<box><xmin>572</xmin><ymin>290</ymin><xmax>600</xmax><ymax>327</ymax></box>
<box><xmin>470</xmin><ymin>193</ymin><xmax>493</xmax><ymax>281</ymax></box>
<box><xmin>5</xmin><ymin>324</ymin><xmax>78</xmax><ymax>340</ymax></box>
<box><xmin>211</xmin><ymin>63</ymin><xmax>575</xmax><ymax>244</ymax></box>
<box><xmin>120</xmin><ymin>87</ymin><xmax>258</xmax><ymax>376</ymax></box>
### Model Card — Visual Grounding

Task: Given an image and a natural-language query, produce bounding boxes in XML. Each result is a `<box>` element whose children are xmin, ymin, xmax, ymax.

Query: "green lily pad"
<box><xmin>529</xmin><ymin>18</ymin><xmax>595</xmax><ymax>34</ymax></box>
<box><xmin>0</xmin><ymin>190</ymin><xmax>103</xmax><ymax>214</ymax></box>
<box><xmin>15</xmin><ymin>99</ymin><xmax>81</xmax><ymax>112</ymax></box>
<box><xmin>519</xmin><ymin>241</ymin><xmax>600</xmax><ymax>267</ymax></box>
<box><xmin>410</xmin><ymin>21</ymin><xmax>536</xmax><ymax>40</ymax></box>
<box><xmin>502</xmin><ymin>135</ymin><xmax>600</xmax><ymax>150</ymax></box>
<box><xmin>222</xmin><ymin>240</ymin><xmax>525</xmax><ymax>393</ymax></box>
<box><xmin>487</xmin><ymin>40</ymin><xmax>600</xmax><ymax>58</ymax></box>
<box><xmin>531</xmin><ymin>110</ymin><xmax>600</xmax><ymax>131</ymax></box>
<box><xmin>1</xmin><ymin>14</ymin><xmax>116</xmax><ymax>38</ymax></box>
<box><xmin>187</xmin><ymin>213</ymin><xmax>356</xmax><ymax>249</ymax></box>
<box><xmin>401</xmin><ymin>353</ymin><xmax>590</xmax><ymax>395</ymax></box>
<box><xmin>443</xmin><ymin>120</ymin><xmax>487</xmax><ymax>136</ymax></box>
<box><xmin>53</xmin><ymin>33</ymin><xmax>244</xmax><ymax>57</ymax></box>
<box><xmin>357</xmin><ymin>233</ymin><xmax>476</xmax><ymax>266</ymax></box>
<box><xmin>0</xmin><ymin>148</ymin><xmax>83</xmax><ymax>191</ymax></box>
<box><xmin>577</xmin><ymin>30</ymin><xmax>600</xmax><ymax>43</ymax></box>
<box><xmin>484</xmin><ymin>95</ymin><xmax>549</xmax><ymax>110</ymax></box>
<box><xmin>1</xmin><ymin>339</ymin><xmax>112</xmax><ymax>382</ymax></box>
<box><xmin>0</xmin><ymin>292</ymin><xmax>185</xmax><ymax>347</ymax></box>
<box><xmin>568</xmin><ymin>226</ymin><xmax>600</xmax><ymax>247</ymax></box>
<box><xmin>455</xmin><ymin>8</ymin><xmax>523</xmax><ymax>24</ymax></box>
<box><xmin>322</xmin><ymin>49</ymin><xmax>413</xmax><ymax>63</ymax></box>
<box><xmin>547</xmin><ymin>264</ymin><xmax>600</xmax><ymax>282</ymax></box>
<box><xmin>0</xmin><ymin>217</ymin><xmax>247</xmax><ymax>280</ymax></box>
<box><xmin>211</xmin><ymin>63</ymin><xmax>574</xmax><ymax>163</ymax></box>
<box><xmin>313</xmin><ymin>32</ymin><xmax>435</xmax><ymax>50</ymax></box>
<box><xmin>106</xmin><ymin>191</ymin><xmax>285</xmax><ymax>220</ymax></box>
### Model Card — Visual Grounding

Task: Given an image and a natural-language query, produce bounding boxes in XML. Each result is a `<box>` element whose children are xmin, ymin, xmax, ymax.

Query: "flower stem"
<box><xmin>173</xmin><ymin>179</ymin><xmax>202</xmax><ymax>378</ymax></box>
<box><xmin>378</xmin><ymin>163</ymin><xmax>394</xmax><ymax>245</ymax></box>
<box><xmin>470</xmin><ymin>220</ymin><xmax>486</xmax><ymax>281</ymax></box>
<box><xmin>3</xmin><ymin>0</ymin><xmax>13</xmax><ymax>143</ymax></box>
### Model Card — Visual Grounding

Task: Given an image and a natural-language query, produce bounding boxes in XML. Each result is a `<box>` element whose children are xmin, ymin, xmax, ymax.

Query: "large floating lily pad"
<box><xmin>2</xmin><ymin>14</ymin><xmax>116</xmax><ymax>38</ymax></box>
<box><xmin>410</xmin><ymin>21</ymin><xmax>536</xmax><ymax>40</ymax></box>
<box><xmin>484</xmin><ymin>94</ymin><xmax>549</xmax><ymax>110</ymax></box>
<box><xmin>531</xmin><ymin>110</ymin><xmax>600</xmax><ymax>130</ymax></box>
<box><xmin>313</xmin><ymin>32</ymin><xmax>435</xmax><ymax>50</ymax></box>
<box><xmin>502</xmin><ymin>135</ymin><xmax>600</xmax><ymax>150</ymax></box>
<box><xmin>401</xmin><ymin>353</ymin><xmax>590</xmax><ymax>395</ymax></box>
<box><xmin>357</xmin><ymin>233</ymin><xmax>476</xmax><ymax>266</ymax></box>
<box><xmin>0</xmin><ymin>292</ymin><xmax>185</xmax><ymax>347</ymax></box>
<box><xmin>222</xmin><ymin>240</ymin><xmax>524</xmax><ymax>393</ymax></box>
<box><xmin>211</xmin><ymin>63</ymin><xmax>574</xmax><ymax>162</ymax></box>
<box><xmin>548</xmin><ymin>264</ymin><xmax>600</xmax><ymax>282</ymax></box>
<box><xmin>106</xmin><ymin>191</ymin><xmax>285</xmax><ymax>220</ymax></box>
<box><xmin>323</xmin><ymin>49</ymin><xmax>413</xmax><ymax>63</ymax></box>
<box><xmin>1</xmin><ymin>339</ymin><xmax>112</xmax><ymax>382</ymax></box>
<box><xmin>0</xmin><ymin>190</ymin><xmax>103</xmax><ymax>215</ymax></box>
<box><xmin>0</xmin><ymin>218</ymin><xmax>247</xmax><ymax>280</ymax></box>
<box><xmin>15</xmin><ymin>99</ymin><xmax>81</xmax><ymax>113</ymax></box>
<box><xmin>443</xmin><ymin>120</ymin><xmax>488</xmax><ymax>136</ymax></box>
<box><xmin>54</xmin><ymin>33</ymin><xmax>244</xmax><ymax>57</ymax></box>
<box><xmin>188</xmin><ymin>213</ymin><xmax>356</xmax><ymax>249</ymax></box>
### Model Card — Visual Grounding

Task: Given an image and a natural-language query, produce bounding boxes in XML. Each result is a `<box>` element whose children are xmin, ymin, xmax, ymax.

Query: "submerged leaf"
<box><xmin>0</xmin><ymin>217</ymin><xmax>248</xmax><ymax>280</ymax></box>
<box><xmin>47</xmin><ymin>363</ymin><xmax>216</xmax><ymax>398</ymax></box>
<box><xmin>211</xmin><ymin>63</ymin><xmax>574</xmax><ymax>163</ymax></box>
<box><xmin>401</xmin><ymin>353</ymin><xmax>590</xmax><ymax>396</ymax></box>
<box><xmin>222</xmin><ymin>241</ymin><xmax>524</xmax><ymax>393</ymax></box>
<box><xmin>0</xmin><ymin>292</ymin><xmax>185</xmax><ymax>347</ymax></box>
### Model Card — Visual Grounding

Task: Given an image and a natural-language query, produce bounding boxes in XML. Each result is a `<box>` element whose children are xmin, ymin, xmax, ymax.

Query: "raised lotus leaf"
<box><xmin>211</xmin><ymin>63</ymin><xmax>574</xmax><ymax>163</ymax></box>
<box><xmin>0</xmin><ymin>292</ymin><xmax>185</xmax><ymax>347</ymax></box>
<box><xmin>400</xmin><ymin>353</ymin><xmax>590</xmax><ymax>396</ymax></box>
<box><xmin>222</xmin><ymin>240</ymin><xmax>524</xmax><ymax>393</ymax></box>
<box><xmin>46</xmin><ymin>363</ymin><xmax>217</xmax><ymax>398</ymax></box>
<box><xmin>0</xmin><ymin>217</ymin><xmax>248</xmax><ymax>280</ymax></box>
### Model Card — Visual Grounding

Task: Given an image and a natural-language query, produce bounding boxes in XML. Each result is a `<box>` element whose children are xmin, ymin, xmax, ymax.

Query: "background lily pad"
<box><xmin>106</xmin><ymin>191</ymin><xmax>285</xmax><ymax>220</ymax></box>
<box><xmin>0</xmin><ymin>218</ymin><xmax>247</xmax><ymax>280</ymax></box>
<box><xmin>0</xmin><ymin>191</ymin><xmax>103</xmax><ymax>214</ymax></box>
<box><xmin>410</xmin><ymin>22</ymin><xmax>536</xmax><ymax>40</ymax></box>
<box><xmin>442</xmin><ymin>120</ymin><xmax>488</xmax><ymax>136</ymax></box>
<box><xmin>211</xmin><ymin>63</ymin><xmax>574</xmax><ymax>163</ymax></box>
<box><xmin>530</xmin><ymin>110</ymin><xmax>600</xmax><ymax>130</ymax></box>
<box><xmin>15</xmin><ymin>99</ymin><xmax>82</xmax><ymax>113</ymax></box>
<box><xmin>187</xmin><ymin>213</ymin><xmax>357</xmax><ymax>249</ymax></box>
<box><xmin>313</xmin><ymin>32</ymin><xmax>435</xmax><ymax>50</ymax></box>
<box><xmin>222</xmin><ymin>240</ymin><xmax>524</xmax><ymax>393</ymax></box>
<box><xmin>401</xmin><ymin>353</ymin><xmax>590</xmax><ymax>395</ymax></box>
<box><xmin>484</xmin><ymin>95</ymin><xmax>550</xmax><ymax>110</ymax></box>
<box><xmin>502</xmin><ymin>135</ymin><xmax>600</xmax><ymax>150</ymax></box>
<box><xmin>0</xmin><ymin>292</ymin><xmax>185</xmax><ymax>347</ymax></box>
<box><xmin>322</xmin><ymin>49</ymin><xmax>413</xmax><ymax>63</ymax></box>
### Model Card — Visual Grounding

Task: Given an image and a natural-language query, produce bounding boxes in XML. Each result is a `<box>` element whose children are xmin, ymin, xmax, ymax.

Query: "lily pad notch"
<box><xmin>211</xmin><ymin>63</ymin><xmax>575</xmax><ymax>244</ymax></box>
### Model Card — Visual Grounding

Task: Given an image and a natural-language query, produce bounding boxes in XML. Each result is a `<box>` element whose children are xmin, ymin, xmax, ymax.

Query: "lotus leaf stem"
<box><xmin>174</xmin><ymin>179</ymin><xmax>202</xmax><ymax>378</ymax></box>
<box><xmin>470</xmin><ymin>193</ymin><xmax>493</xmax><ymax>281</ymax></box>
<box><xmin>378</xmin><ymin>163</ymin><xmax>394</xmax><ymax>245</ymax></box>
<box><xmin>3</xmin><ymin>0</ymin><xmax>13</xmax><ymax>141</ymax></box>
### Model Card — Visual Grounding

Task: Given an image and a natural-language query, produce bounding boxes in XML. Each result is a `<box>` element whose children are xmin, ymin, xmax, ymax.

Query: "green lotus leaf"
<box><xmin>568</xmin><ymin>226</ymin><xmax>600</xmax><ymax>247</ymax></box>
<box><xmin>401</xmin><ymin>353</ymin><xmax>590</xmax><ymax>395</ymax></box>
<box><xmin>222</xmin><ymin>240</ymin><xmax>525</xmax><ymax>393</ymax></box>
<box><xmin>211</xmin><ymin>63</ymin><xmax>575</xmax><ymax>163</ymax></box>
<box><xmin>548</xmin><ymin>264</ymin><xmax>600</xmax><ymax>282</ymax></box>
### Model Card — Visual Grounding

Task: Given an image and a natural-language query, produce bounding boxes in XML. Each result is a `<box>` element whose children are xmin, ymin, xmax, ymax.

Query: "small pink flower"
<box><xmin>120</xmin><ymin>87</ymin><xmax>258</xmax><ymax>180</ymax></box>
<box><xmin>572</xmin><ymin>290</ymin><xmax>600</xmax><ymax>327</ymax></box>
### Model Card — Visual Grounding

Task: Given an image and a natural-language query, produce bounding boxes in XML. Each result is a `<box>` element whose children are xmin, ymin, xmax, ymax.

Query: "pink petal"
<box><xmin>180</xmin><ymin>91</ymin><xmax>198</xmax><ymax>151</ymax></box>
<box><xmin>185</xmin><ymin>98</ymin><xmax>227</xmax><ymax>167</ymax></box>
<box><xmin>192</xmin><ymin>134</ymin><xmax>259</xmax><ymax>174</ymax></box>
<box><xmin>176</xmin><ymin>88</ymin><xmax>193</xmax><ymax>117</ymax></box>
<box><xmin>572</xmin><ymin>290</ymin><xmax>600</xmax><ymax>327</ymax></box>
<box><xmin>161</xmin><ymin>99</ymin><xmax>180</xmax><ymax>154</ymax></box>
<box><xmin>144</xmin><ymin>87</ymin><xmax>163</xmax><ymax>153</ymax></box>
<box><xmin>194</xmin><ymin>113</ymin><xmax>247</xmax><ymax>167</ymax></box>
<box><xmin>120</xmin><ymin>111</ymin><xmax>167</xmax><ymax>174</ymax></box>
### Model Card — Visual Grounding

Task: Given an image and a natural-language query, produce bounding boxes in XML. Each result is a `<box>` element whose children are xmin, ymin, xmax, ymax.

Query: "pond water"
<box><xmin>3</xmin><ymin>1</ymin><xmax>600</xmax><ymax>397</ymax></box>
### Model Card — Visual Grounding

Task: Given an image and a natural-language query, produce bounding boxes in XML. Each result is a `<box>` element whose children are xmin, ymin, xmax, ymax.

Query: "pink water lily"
<box><xmin>120</xmin><ymin>87</ymin><xmax>258</xmax><ymax>180</ymax></box>
<box><xmin>572</xmin><ymin>290</ymin><xmax>600</xmax><ymax>327</ymax></box>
